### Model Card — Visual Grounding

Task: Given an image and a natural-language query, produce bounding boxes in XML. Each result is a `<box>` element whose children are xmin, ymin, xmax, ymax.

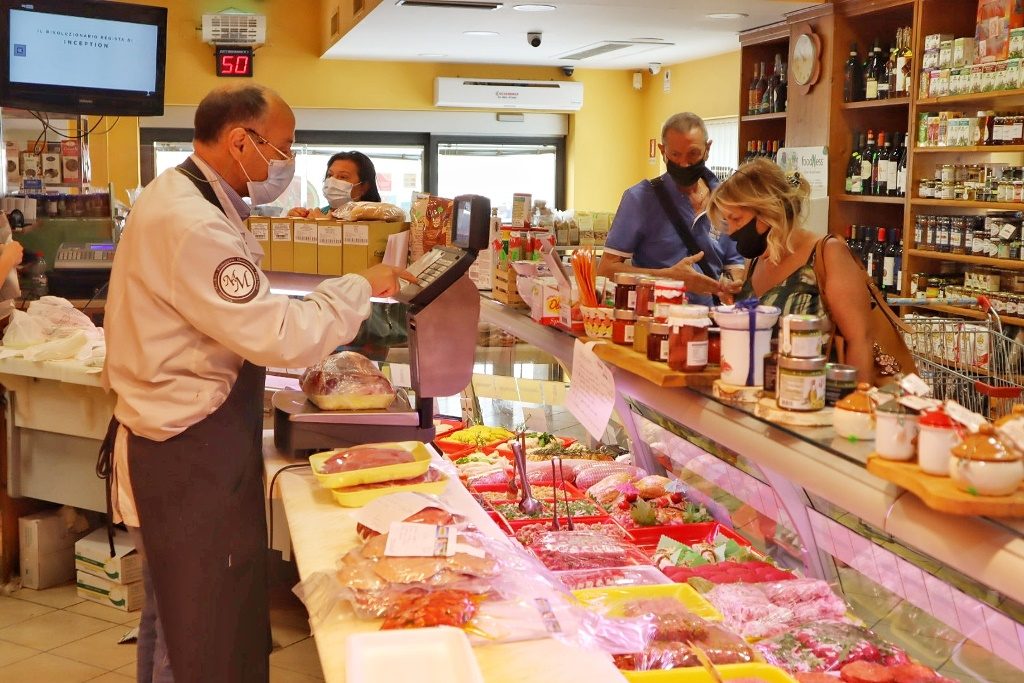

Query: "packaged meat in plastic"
<box><xmin>556</xmin><ymin>566</ymin><xmax>672</xmax><ymax>591</ymax></box>
<box><xmin>577</xmin><ymin>464</ymin><xmax>647</xmax><ymax>493</ymax></box>
<box><xmin>334</xmin><ymin>201</ymin><xmax>407</xmax><ymax>223</ymax></box>
<box><xmin>634</xmin><ymin>475</ymin><xmax>671</xmax><ymax>499</ymax></box>
<box><xmin>702</xmin><ymin>579</ymin><xmax>847</xmax><ymax>640</ymax></box>
<box><xmin>756</xmin><ymin>621</ymin><xmax>910</xmax><ymax>673</ymax></box>
<box><xmin>519</xmin><ymin>459</ymin><xmax>594</xmax><ymax>486</ymax></box>
<box><xmin>528</xmin><ymin>529</ymin><xmax>654</xmax><ymax>571</ymax></box>
<box><xmin>300</xmin><ymin>351</ymin><xmax>396</xmax><ymax>411</ymax></box>
<box><xmin>380</xmin><ymin>589</ymin><xmax>479</xmax><ymax>630</ymax></box>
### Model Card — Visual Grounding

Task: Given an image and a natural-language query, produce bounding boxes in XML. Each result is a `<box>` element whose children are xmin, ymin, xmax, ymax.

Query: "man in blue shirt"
<box><xmin>598</xmin><ymin>112</ymin><xmax>745</xmax><ymax>307</ymax></box>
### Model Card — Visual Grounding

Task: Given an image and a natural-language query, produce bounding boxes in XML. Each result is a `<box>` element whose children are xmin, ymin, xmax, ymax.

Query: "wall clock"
<box><xmin>791</xmin><ymin>28</ymin><xmax>821</xmax><ymax>92</ymax></box>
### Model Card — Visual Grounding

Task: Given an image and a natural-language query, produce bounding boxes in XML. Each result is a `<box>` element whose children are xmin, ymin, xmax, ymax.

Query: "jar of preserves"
<box><xmin>940</xmin><ymin>164</ymin><xmax>955</xmax><ymax>183</ymax></box>
<box><xmin>926</xmin><ymin>278</ymin><xmax>942</xmax><ymax>298</ymax></box>
<box><xmin>763</xmin><ymin>340</ymin><xmax>780</xmax><ymax>399</ymax></box>
<box><xmin>780</xmin><ymin>314</ymin><xmax>825</xmax><ymax>358</ymax></box>
<box><xmin>777</xmin><ymin>355</ymin><xmax>827</xmax><ymax>411</ymax></box>
<box><xmin>950</xmin><ymin>216</ymin><xmax>966</xmax><ymax>254</ymax></box>
<box><xmin>919</xmin><ymin>179</ymin><xmax>934</xmax><ymax>198</ymax></box>
<box><xmin>708</xmin><ymin>327</ymin><xmax>721</xmax><ymax>366</ymax></box>
<box><xmin>653</xmin><ymin>279</ymin><xmax>686</xmax><ymax>321</ymax></box>
<box><xmin>634</xmin><ymin>277</ymin><xmax>655</xmax><ymax>317</ymax></box>
<box><xmin>633</xmin><ymin>316</ymin><xmax>653</xmax><ymax>354</ymax></box>
<box><xmin>912</xmin><ymin>272</ymin><xmax>929</xmax><ymax>298</ymax></box>
<box><xmin>612</xmin><ymin>309</ymin><xmax>636</xmax><ymax>346</ymax></box>
<box><xmin>936</xmin><ymin>216</ymin><xmax>952</xmax><ymax>252</ymax></box>
<box><xmin>667</xmin><ymin>305</ymin><xmax>711</xmax><ymax>372</ymax></box>
<box><xmin>926</xmin><ymin>215</ymin><xmax>939</xmax><ymax>249</ymax></box>
<box><xmin>613</xmin><ymin>273</ymin><xmax>639</xmax><ymax>312</ymax></box>
<box><xmin>914</xmin><ymin>215</ymin><xmax>927</xmax><ymax>246</ymax></box>
<box><xmin>825</xmin><ymin>363</ymin><xmax>859</xmax><ymax>407</ymax></box>
<box><xmin>940</xmin><ymin>181</ymin><xmax>955</xmax><ymax>200</ymax></box>
<box><xmin>646</xmin><ymin>322</ymin><xmax>671</xmax><ymax>363</ymax></box>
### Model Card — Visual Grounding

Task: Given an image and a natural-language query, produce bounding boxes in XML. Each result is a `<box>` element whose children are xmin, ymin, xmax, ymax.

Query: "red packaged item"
<box><xmin>556</xmin><ymin>566</ymin><xmax>671</xmax><ymax>591</ymax></box>
<box><xmin>527</xmin><ymin>529</ymin><xmax>654</xmax><ymax>571</ymax></box>
<box><xmin>977</xmin><ymin>0</ymin><xmax>1024</xmax><ymax>63</ymax></box>
<box><xmin>660</xmin><ymin>560</ymin><xmax>795</xmax><ymax>584</ymax></box>
<box><xmin>380</xmin><ymin>589</ymin><xmax>478</xmax><ymax>630</ymax></box>
<box><xmin>757</xmin><ymin>622</ymin><xmax>910</xmax><ymax>673</ymax></box>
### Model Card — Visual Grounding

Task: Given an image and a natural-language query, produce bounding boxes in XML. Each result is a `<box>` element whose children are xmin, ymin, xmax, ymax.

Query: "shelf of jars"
<box><xmin>914</xmin><ymin>145</ymin><xmax>1024</xmax><ymax>153</ymax></box>
<box><xmin>740</xmin><ymin>112</ymin><xmax>787</xmax><ymax>122</ymax></box>
<box><xmin>906</xmin><ymin>301</ymin><xmax>1024</xmax><ymax>327</ymax></box>
<box><xmin>836</xmin><ymin>193</ymin><xmax>907</xmax><ymax>204</ymax></box>
<box><xmin>906</xmin><ymin>248</ymin><xmax>1024</xmax><ymax>270</ymax></box>
<box><xmin>911</xmin><ymin>198</ymin><xmax>1024</xmax><ymax>210</ymax></box>
<box><xmin>917</xmin><ymin>88</ymin><xmax>1024</xmax><ymax>108</ymax></box>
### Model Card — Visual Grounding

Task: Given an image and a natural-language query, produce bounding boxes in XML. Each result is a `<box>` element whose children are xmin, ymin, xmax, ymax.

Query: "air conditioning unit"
<box><xmin>434</xmin><ymin>77</ymin><xmax>584</xmax><ymax>112</ymax></box>
<box><xmin>202</xmin><ymin>13</ymin><xmax>266</xmax><ymax>46</ymax></box>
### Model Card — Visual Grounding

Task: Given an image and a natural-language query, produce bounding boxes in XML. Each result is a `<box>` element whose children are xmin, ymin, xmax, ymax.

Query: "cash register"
<box><xmin>49</xmin><ymin>242</ymin><xmax>115</xmax><ymax>299</ymax></box>
<box><xmin>273</xmin><ymin>194</ymin><xmax>489</xmax><ymax>455</ymax></box>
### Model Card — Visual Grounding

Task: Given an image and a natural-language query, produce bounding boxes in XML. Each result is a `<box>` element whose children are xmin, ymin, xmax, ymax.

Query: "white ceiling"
<box><xmin>324</xmin><ymin>0</ymin><xmax>820</xmax><ymax>69</ymax></box>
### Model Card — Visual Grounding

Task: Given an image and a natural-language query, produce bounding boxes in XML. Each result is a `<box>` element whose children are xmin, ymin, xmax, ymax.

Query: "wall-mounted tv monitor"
<box><xmin>0</xmin><ymin>0</ymin><xmax>167</xmax><ymax>116</ymax></box>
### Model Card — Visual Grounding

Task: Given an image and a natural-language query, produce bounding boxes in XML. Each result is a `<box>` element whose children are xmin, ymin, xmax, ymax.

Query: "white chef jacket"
<box><xmin>104</xmin><ymin>154</ymin><xmax>372</xmax><ymax>524</ymax></box>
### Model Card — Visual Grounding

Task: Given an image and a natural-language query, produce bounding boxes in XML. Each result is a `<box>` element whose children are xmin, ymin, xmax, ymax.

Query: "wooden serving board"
<box><xmin>582</xmin><ymin>338</ymin><xmax>719</xmax><ymax>388</ymax></box>
<box><xmin>867</xmin><ymin>456</ymin><xmax>1024</xmax><ymax>517</ymax></box>
<box><xmin>755</xmin><ymin>397</ymin><xmax>834</xmax><ymax>426</ymax></box>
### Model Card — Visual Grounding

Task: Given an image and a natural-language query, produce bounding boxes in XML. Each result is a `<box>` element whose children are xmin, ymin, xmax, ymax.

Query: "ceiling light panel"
<box><xmin>395</xmin><ymin>0</ymin><xmax>503</xmax><ymax>9</ymax></box>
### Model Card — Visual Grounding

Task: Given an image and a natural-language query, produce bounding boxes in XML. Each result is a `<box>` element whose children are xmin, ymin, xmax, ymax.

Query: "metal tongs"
<box><xmin>512</xmin><ymin>438</ymin><xmax>542</xmax><ymax>517</ymax></box>
<box><xmin>553</xmin><ymin>456</ymin><xmax>574</xmax><ymax>531</ymax></box>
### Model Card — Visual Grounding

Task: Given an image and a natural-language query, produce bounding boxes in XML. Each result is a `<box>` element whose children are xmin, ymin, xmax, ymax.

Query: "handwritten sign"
<box><xmin>566</xmin><ymin>340</ymin><xmax>616</xmax><ymax>440</ymax></box>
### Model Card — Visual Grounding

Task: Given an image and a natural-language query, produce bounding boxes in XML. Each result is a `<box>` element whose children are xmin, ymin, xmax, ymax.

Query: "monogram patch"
<box><xmin>213</xmin><ymin>257</ymin><xmax>259</xmax><ymax>303</ymax></box>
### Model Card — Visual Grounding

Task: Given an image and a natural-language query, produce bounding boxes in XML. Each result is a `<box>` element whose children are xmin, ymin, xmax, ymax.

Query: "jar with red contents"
<box><xmin>612</xmin><ymin>309</ymin><xmax>636</xmax><ymax>345</ymax></box>
<box><xmin>646</xmin><ymin>323</ymin><xmax>671</xmax><ymax>363</ymax></box>
<box><xmin>708</xmin><ymin>327</ymin><xmax>721</xmax><ymax>365</ymax></box>
<box><xmin>667</xmin><ymin>305</ymin><xmax>711</xmax><ymax>372</ymax></box>
<box><xmin>613</xmin><ymin>273</ymin><xmax>639</xmax><ymax>312</ymax></box>
<box><xmin>634</xmin><ymin>277</ymin><xmax>656</xmax><ymax>317</ymax></box>
<box><xmin>653</xmin><ymin>279</ymin><xmax>686</xmax><ymax>321</ymax></box>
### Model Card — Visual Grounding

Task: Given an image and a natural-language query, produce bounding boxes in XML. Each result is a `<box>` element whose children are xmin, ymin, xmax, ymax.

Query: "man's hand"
<box><xmin>359</xmin><ymin>263</ymin><xmax>419</xmax><ymax>297</ymax></box>
<box><xmin>286</xmin><ymin>207</ymin><xmax>310</xmax><ymax>218</ymax></box>
<box><xmin>664</xmin><ymin>252</ymin><xmax>722</xmax><ymax>295</ymax></box>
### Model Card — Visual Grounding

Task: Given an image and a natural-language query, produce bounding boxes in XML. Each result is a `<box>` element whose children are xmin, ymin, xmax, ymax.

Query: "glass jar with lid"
<box><xmin>634</xmin><ymin>277</ymin><xmax>655</xmax><ymax>317</ymax></box>
<box><xmin>777</xmin><ymin>355</ymin><xmax>827</xmax><ymax>412</ymax></box>
<box><xmin>612</xmin><ymin>309</ymin><xmax>636</xmax><ymax>346</ymax></box>
<box><xmin>667</xmin><ymin>305</ymin><xmax>711</xmax><ymax>372</ymax></box>
<box><xmin>613</xmin><ymin>273</ymin><xmax>639</xmax><ymax>312</ymax></box>
<box><xmin>646</xmin><ymin>322</ymin><xmax>671</xmax><ymax>363</ymax></box>
<box><xmin>633</xmin><ymin>316</ymin><xmax>653</xmax><ymax>355</ymax></box>
<box><xmin>653</xmin><ymin>279</ymin><xmax>686</xmax><ymax>321</ymax></box>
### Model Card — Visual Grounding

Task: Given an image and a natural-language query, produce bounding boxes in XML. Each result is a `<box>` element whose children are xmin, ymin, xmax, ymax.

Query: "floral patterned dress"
<box><xmin>738</xmin><ymin>252</ymin><xmax>831</xmax><ymax>340</ymax></box>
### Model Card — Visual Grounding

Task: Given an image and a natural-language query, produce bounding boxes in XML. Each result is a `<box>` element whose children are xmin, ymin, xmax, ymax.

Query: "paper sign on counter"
<box><xmin>565</xmin><ymin>340</ymin><xmax>616</xmax><ymax>441</ymax></box>
<box><xmin>353</xmin><ymin>493</ymin><xmax>452</xmax><ymax>535</ymax></box>
<box><xmin>389</xmin><ymin>363</ymin><xmax>412</xmax><ymax>389</ymax></box>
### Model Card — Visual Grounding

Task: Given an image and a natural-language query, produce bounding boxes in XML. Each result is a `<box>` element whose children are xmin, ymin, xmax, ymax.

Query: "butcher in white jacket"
<box><xmin>100</xmin><ymin>84</ymin><xmax>412</xmax><ymax>683</ymax></box>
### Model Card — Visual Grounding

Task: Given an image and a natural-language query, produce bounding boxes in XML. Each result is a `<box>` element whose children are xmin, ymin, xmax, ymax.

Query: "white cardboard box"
<box><xmin>76</xmin><ymin>570</ymin><xmax>144</xmax><ymax>612</ymax></box>
<box><xmin>19</xmin><ymin>510</ymin><xmax>92</xmax><ymax>590</ymax></box>
<box><xmin>75</xmin><ymin>527</ymin><xmax>143</xmax><ymax>585</ymax></box>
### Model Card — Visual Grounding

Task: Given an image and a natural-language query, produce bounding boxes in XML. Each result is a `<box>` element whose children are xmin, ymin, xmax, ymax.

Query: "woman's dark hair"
<box><xmin>325</xmin><ymin>151</ymin><xmax>382</xmax><ymax>202</ymax></box>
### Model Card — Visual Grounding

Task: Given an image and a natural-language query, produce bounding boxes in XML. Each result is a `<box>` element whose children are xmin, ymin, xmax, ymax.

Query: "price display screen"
<box><xmin>215</xmin><ymin>48</ymin><xmax>254</xmax><ymax>78</ymax></box>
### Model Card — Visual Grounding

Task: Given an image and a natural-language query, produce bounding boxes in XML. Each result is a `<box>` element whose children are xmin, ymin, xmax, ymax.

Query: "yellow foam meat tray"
<box><xmin>622</xmin><ymin>663</ymin><xmax>797</xmax><ymax>682</ymax></box>
<box><xmin>330</xmin><ymin>471</ymin><xmax>450</xmax><ymax>507</ymax></box>
<box><xmin>308</xmin><ymin>441</ymin><xmax>431</xmax><ymax>490</ymax></box>
<box><xmin>572</xmin><ymin>583</ymin><xmax>722</xmax><ymax>622</ymax></box>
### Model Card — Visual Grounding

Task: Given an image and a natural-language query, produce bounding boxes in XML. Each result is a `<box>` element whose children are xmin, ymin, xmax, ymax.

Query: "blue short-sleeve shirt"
<box><xmin>604</xmin><ymin>168</ymin><xmax>745</xmax><ymax>307</ymax></box>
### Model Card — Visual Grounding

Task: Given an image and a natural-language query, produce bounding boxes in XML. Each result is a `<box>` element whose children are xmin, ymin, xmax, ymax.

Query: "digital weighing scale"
<box><xmin>273</xmin><ymin>194</ymin><xmax>489</xmax><ymax>456</ymax></box>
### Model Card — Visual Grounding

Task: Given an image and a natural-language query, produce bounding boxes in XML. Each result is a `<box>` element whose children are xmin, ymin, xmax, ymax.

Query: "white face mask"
<box><xmin>238</xmin><ymin>132</ymin><xmax>295</xmax><ymax>205</ymax></box>
<box><xmin>322</xmin><ymin>177</ymin><xmax>354</xmax><ymax>209</ymax></box>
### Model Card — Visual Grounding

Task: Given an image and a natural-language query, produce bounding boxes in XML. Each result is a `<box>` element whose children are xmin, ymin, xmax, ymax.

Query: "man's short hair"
<box><xmin>661</xmin><ymin>112</ymin><xmax>708</xmax><ymax>145</ymax></box>
<box><xmin>193</xmin><ymin>85</ymin><xmax>270</xmax><ymax>144</ymax></box>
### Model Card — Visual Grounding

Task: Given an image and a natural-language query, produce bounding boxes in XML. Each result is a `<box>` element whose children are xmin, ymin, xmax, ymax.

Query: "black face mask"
<box><xmin>665</xmin><ymin>157</ymin><xmax>706</xmax><ymax>186</ymax></box>
<box><xmin>730</xmin><ymin>216</ymin><xmax>770</xmax><ymax>259</ymax></box>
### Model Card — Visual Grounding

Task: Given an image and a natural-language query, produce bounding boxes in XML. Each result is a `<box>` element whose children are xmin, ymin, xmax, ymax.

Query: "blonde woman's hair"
<box><xmin>707</xmin><ymin>158</ymin><xmax>812</xmax><ymax>265</ymax></box>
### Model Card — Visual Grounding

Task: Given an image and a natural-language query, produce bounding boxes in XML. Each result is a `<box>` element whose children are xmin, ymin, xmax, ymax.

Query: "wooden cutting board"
<box><xmin>583</xmin><ymin>338</ymin><xmax>719</xmax><ymax>388</ymax></box>
<box><xmin>867</xmin><ymin>456</ymin><xmax>1024</xmax><ymax>517</ymax></box>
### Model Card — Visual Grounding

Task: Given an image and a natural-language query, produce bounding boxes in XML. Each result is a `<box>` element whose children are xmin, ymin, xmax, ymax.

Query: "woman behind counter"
<box><xmin>706</xmin><ymin>158</ymin><xmax>876</xmax><ymax>382</ymax></box>
<box><xmin>289</xmin><ymin>150</ymin><xmax>382</xmax><ymax>218</ymax></box>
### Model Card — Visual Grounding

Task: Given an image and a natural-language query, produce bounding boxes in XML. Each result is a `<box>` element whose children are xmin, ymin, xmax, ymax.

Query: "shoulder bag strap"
<box><xmin>648</xmin><ymin>177</ymin><xmax>716</xmax><ymax>280</ymax></box>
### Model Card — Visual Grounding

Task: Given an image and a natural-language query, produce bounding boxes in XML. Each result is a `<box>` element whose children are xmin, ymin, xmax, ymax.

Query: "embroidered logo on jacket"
<box><xmin>213</xmin><ymin>258</ymin><xmax>259</xmax><ymax>303</ymax></box>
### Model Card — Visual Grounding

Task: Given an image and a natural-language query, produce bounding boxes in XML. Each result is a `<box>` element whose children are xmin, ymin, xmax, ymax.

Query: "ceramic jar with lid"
<box><xmin>875</xmin><ymin>399</ymin><xmax>921</xmax><ymax>461</ymax></box>
<box><xmin>917</xmin><ymin>407</ymin><xmax>960</xmax><ymax>475</ymax></box>
<box><xmin>949</xmin><ymin>424</ymin><xmax>1024</xmax><ymax>496</ymax></box>
<box><xmin>833</xmin><ymin>383</ymin><xmax>876</xmax><ymax>441</ymax></box>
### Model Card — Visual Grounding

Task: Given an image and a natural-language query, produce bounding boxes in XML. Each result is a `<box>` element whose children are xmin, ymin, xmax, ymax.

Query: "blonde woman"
<box><xmin>707</xmin><ymin>158</ymin><xmax>875</xmax><ymax>382</ymax></box>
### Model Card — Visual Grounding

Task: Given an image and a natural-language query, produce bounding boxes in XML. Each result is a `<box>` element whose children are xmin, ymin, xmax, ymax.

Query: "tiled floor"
<box><xmin>0</xmin><ymin>557</ymin><xmax>324</xmax><ymax>682</ymax></box>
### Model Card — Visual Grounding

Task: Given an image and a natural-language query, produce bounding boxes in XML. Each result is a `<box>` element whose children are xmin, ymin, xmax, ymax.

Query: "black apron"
<box><xmin>97</xmin><ymin>158</ymin><xmax>271</xmax><ymax>682</ymax></box>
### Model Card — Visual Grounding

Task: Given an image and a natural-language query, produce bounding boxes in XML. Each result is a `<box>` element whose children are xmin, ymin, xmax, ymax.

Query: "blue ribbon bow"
<box><xmin>733</xmin><ymin>298</ymin><xmax>761</xmax><ymax>386</ymax></box>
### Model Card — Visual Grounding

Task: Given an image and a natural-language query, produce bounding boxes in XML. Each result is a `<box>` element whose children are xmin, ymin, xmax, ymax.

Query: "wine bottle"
<box><xmin>773</xmin><ymin>59</ymin><xmax>788</xmax><ymax>113</ymax></box>
<box><xmin>860</xmin><ymin>130</ymin><xmax>875</xmax><ymax>195</ymax></box>
<box><xmin>761</xmin><ymin>60</ymin><xmax>776</xmax><ymax>115</ymax></box>
<box><xmin>900</xmin><ymin>26</ymin><xmax>913</xmax><ymax>98</ymax></box>
<box><xmin>891</xmin><ymin>133</ymin><xmax>907</xmax><ymax>197</ymax></box>
<box><xmin>893</xmin><ymin>228</ymin><xmax>904</xmax><ymax>294</ymax></box>
<box><xmin>846</xmin><ymin>132</ymin><xmax>862</xmax><ymax>194</ymax></box>
<box><xmin>748</xmin><ymin>63</ymin><xmax>760</xmax><ymax>115</ymax></box>
<box><xmin>882</xmin><ymin>227</ymin><xmax>898</xmax><ymax>293</ymax></box>
<box><xmin>878</xmin><ymin>45</ymin><xmax>893</xmax><ymax>99</ymax></box>
<box><xmin>871</xmin><ymin>131</ymin><xmax>887</xmax><ymax>196</ymax></box>
<box><xmin>847</xmin><ymin>225</ymin><xmax>862</xmax><ymax>262</ymax></box>
<box><xmin>865</xmin><ymin>39</ymin><xmax>881</xmax><ymax>100</ymax></box>
<box><xmin>863</xmin><ymin>227</ymin><xmax>876</xmax><ymax>276</ymax></box>
<box><xmin>894</xmin><ymin>28</ymin><xmax>908</xmax><ymax>96</ymax></box>
<box><xmin>754</xmin><ymin>61</ymin><xmax>768</xmax><ymax>114</ymax></box>
<box><xmin>844</xmin><ymin>43</ymin><xmax>864</xmax><ymax>102</ymax></box>
<box><xmin>872</xmin><ymin>227</ymin><xmax>888</xmax><ymax>288</ymax></box>
<box><xmin>884</xmin><ymin>133</ymin><xmax>898</xmax><ymax>197</ymax></box>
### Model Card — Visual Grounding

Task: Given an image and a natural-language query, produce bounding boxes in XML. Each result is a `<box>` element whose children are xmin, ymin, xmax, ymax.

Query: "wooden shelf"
<box><xmin>835</xmin><ymin>194</ymin><xmax>907</xmax><ymax>205</ymax></box>
<box><xmin>917</xmin><ymin>88</ymin><xmax>1024</xmax><ymax>108</ymax></box>
<box><xmin>914</xmin><ymin>145</ymin><xmax>1024</xmax><ymax>154</ymax></box>
<box><xmin>841</xmin><ymin>97</ymin><xmax>911</xmax><ymax>110</ymax></box>
<box><xmin>741</xmin><ymin>112</ymin><xmax>787</xmax><ymax>122</ymax></box>
<box><xmin>911</xmin><ymin>198</ymin><xmax>1024</xmax><ymax>211</ymax></box>
<box><xmin>906</xmin><ymin>249</ymin><xmax>1024</xmax><ymax>271</ymax></box>
<box><xmin>906</xmin><ymin>302</ymin><xmax>1024</xmax><ymax>326</ymax></box>
<box><xmin>585</xmin><ymin>338</ymin><xmax>718</xmax><ymax>389</ymax></box>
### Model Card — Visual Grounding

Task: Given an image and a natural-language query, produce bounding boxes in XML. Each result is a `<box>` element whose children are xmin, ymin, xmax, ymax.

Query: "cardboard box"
<box><xmin>75</xmin><ymin>527</ymin><xmax>143</xmax><ymax>585</ymax></box>
<box><xmin>317</xmin><ymin>220</ymin><xmax>343</xmax><ymax>276</ymax></box>
<box><xmin>954</xmin><ymin>37</ymin><xmax>977</xmax><ymax>67</ymax></box>
<box><xmin>270</xmin><ymin>218</ymin><xmax>294</xmax><ymax>272</ymax></box>
<box><xmin>60</xmin><ymin>140</ymin><xmax>82</xmax><ymax>184</ymax></box>
<box><xmin>41</xmin><ymin>151</ymin><xmax>61</xmax><ymax>184</ymax></box>
<box><xmin>19</xmin><ymin>152</ymin><xmax>40</xmax><ymax>182</ymax></box>
<box><xmin>468</xmin><ymin>248</ymin><xmax>493</xmax><ymax>289</ymax></box>
<box><xmin>76</xmin><ymin>570</ymin><xmax>144</xmax><ymax>612</ymax></box>
<box><xmin>925</xmin><ymin>33</ymin><xmax>954</xmax><ymax>51</ymax></box>
<box><xmin>922</xmin><ymin>48</ymin><xmax>940</xmax><ymax>71</ymax></box>
<box><xmin>246</xmin><ymin>216</ymin><xmax>272</xmax><ymax>271</ymax></box>
<box><xmin>19</xmin><ymin>510</ymin><xmax>92</xmax><ymax>590</ymax></box>
<box><xmin>291</xmin><ymin>218</ymin><xmax>318</xmax><ymax>274</ymax></box>
<box><xmin>5</xmin><ymin>141</ymin><xmax>20</xmax><ymax>187</ymax></box>
<box><xmin>977</xmin><ymin>0</ymin><xmax>1024</xmax><ymax>63</ymax></box>
<box><xmin>1012</xmin><ymin>27</ymin><xmax>1024</xmax><ymax>59</ymax></box>
<box><xmin>342</xmin><ymin>221</ymin><xmax>406</xmax><ymax>274</ymax></box>
<box><xmin>511</xmin><ymin>193</ymin><xmax>532</xmax><ymax>228</ymax></box>
<box><xmin>939</xmin><ymin>40</ymin><xmax>954</xmax><ymax>69</ymax></box>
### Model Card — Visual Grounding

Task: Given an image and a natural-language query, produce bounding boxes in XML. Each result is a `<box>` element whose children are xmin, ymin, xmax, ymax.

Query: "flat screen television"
<box><xmin>0</xmin><ymin>0</ymin><xmax>167</xmax><ymax>116</ymax></box>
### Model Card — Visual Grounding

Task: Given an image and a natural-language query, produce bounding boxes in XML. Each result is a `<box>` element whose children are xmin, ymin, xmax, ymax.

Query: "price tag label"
<box><xmin>354</xmin><ymin>493</ymin><xmax>452</xmax><ymax>535</ymax></box>
<box><xmin>384</xmin><ymin>523</ymin><xmax>454</xmax><ymax>557</ymax></box>
<box><xmin>945</xmin><ymin>400</ymin><xmax>987</xmax><ymax>432</ymax></box>
<box><xmin>900</xmin><ymin>373</ymin><xmax>932</xmax><ymax>397</ymax></box>
<box><xmin>899</xmin><ymin>395</ymin><xmax>941</xmax><ymax>411</ymax></box>
<box><xmin>998</xmin><ymin>419</ymin><xmax>1024</xmax><ymax>453</ymax></box>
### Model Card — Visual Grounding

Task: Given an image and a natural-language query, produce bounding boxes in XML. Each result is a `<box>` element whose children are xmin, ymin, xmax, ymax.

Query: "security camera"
<box><xmin>648</xmin><ymin>62</ymin><xmax>662</xmax><ymax>76</ymax></box>
<box><xmin>528</xmin><ymin>32</ymin><xmax>542</xmax><ymax>48</ymax></box>
<box><xmin>561</xmin><ymin>65</ymin><xmax>574</xmax><ymax>77</ymax></box>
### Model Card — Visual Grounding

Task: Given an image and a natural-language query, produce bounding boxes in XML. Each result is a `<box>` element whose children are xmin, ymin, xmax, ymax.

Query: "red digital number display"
<box><xmin>216</xmin><ymin>50</ymin><xmax>253</xmax><ymax>77</ymax></box>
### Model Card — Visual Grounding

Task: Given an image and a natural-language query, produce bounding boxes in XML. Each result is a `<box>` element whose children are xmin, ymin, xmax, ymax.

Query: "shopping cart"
<box><xmin>889</xmin><ymin>296</ymin><xmax>1024</xmax><ymax>420</ymax></box>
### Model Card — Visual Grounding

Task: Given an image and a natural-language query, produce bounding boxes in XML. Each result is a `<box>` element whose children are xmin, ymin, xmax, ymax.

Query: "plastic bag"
<box><xmin>334</xmin><ymin>201</ymin><xmax>406</xmax><ymax>223</ymax></box>
<box><xmin>527</xmin><ymin>529</ymin><xmax>654</xmax><ymax>571</ymax></box>
<box><xmin>556</xmin><ymin>566</ymin><xmax>672</xmax><ymax>591</ymax></box>
<box><xmin>26</xmin><ymin>298</ymin><xmax>95</xmax><ymax>336</ymax></box>
<box><xmin>22</xmin><ymin>329</ymin><xmax>88</xmax><ymax>361</ymax></box>
<box><xmin>300</xmin><ymin>351</ymin><xmax>396</xmax><ymax>411</ymax></box>
<box><xmin>703</xmin><ymin>579</ymin><xmax>847</xmax><ymax>640</ymax></box>
<box><xmin>756</xmin><ymin>621</ymin><xmax>910</xmax><ymax>673</ymax></box>
<box><xmin>2</xmin><ymin>309</ymin><xmax>45</xmax><ymax>348</ymax></box>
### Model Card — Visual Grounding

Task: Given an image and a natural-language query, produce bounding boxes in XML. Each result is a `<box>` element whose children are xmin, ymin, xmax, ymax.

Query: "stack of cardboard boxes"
<box><xmin>18</xmin><ymin>509</ymin><xmax>94</xmax><ymax>590</ymax></box>
<box><xmin>245</xmin><ymin>217</ymin><xmax>406</xmax><ymax>275</ymax></box>
<box><xmin>74</xmin><ymin>528</ymin><xmax>145</xmax><ymax>612</ymax></box>
<box><xmin>5</xmin><ymin>138</ymin><xmax>88</xmax><ymax>191</ymax></box>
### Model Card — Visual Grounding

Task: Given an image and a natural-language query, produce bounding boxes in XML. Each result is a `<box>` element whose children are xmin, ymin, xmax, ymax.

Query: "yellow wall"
<box><xmin>85</xmin><ymin>0</ymin><xmax>647</xmax><ymax>211</ymax></box>
<box><xmin>637</xmin><ymin>51</ymin><xmax>742</xmax><ymax>180</ymax></box>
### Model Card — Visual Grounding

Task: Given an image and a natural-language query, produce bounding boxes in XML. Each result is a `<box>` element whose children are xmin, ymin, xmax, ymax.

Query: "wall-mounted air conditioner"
<box><xmin>434</xmin><ymin>78</ymin><xmax>584</xmax><ymax>112</ymax></box>
<box><xmin>202</xmin><ymin>13</ymin><xmax>266</xmax><ymax>46</ymax></box>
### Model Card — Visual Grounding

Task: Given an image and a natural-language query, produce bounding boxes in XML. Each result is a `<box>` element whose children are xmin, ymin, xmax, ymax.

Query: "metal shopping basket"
<box><xmin>889</xmin><ymin>296</ymin><xmax>1024</xmax><ymax>420</ymax></box>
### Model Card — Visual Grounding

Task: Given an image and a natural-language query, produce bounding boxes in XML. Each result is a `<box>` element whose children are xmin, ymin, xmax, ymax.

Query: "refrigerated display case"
<box><xmin>475</xmin><ymin>298</ymin><xmax>1024</xmax><ymax>682</ymax></box>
